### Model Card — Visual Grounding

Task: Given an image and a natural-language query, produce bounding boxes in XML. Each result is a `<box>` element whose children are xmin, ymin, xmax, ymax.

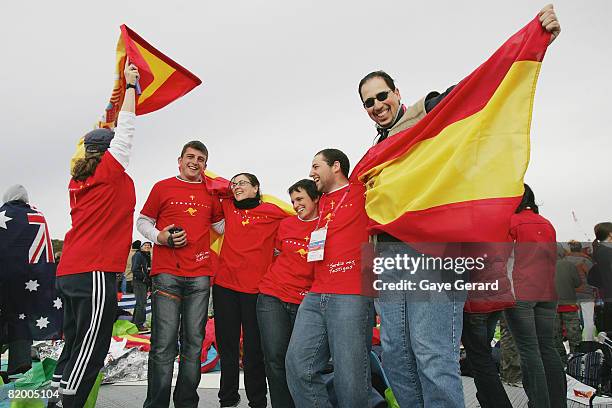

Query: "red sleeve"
<box><xmin>141</xmin><ymin>183</ymin><xmax>161</xmax><ymax>219</ymax></box>
<box><xmin>220</xmin><ymin>199</ymin><xmax>232</xmax><ymax>216</ymax></box>
<box><xmin>211</xmin><ymin>196</ymin><xmax>223</xmax><ymax>223</ymax></box>
<box><xmin>274</xmin><ymin>222</ymin><xmax>284</xmax><ymax>251</ymax></box>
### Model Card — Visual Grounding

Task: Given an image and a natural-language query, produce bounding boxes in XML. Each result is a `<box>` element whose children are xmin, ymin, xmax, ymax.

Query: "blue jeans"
<box><xmin>285</xmin><ymin>293</ymin><xmax>373</xmax><ymax>408</ymax></box>
<box><xmin>144</xmin><ymin>273</ymin><xmax>210</xmax><ymax>408</ymax></box>
<box><xmin>377</xmin><ymin>242</ymin><xmax>466</xmax><ymax>408</ymax></box>
<box><xmin>504</xmin><ymin>301</ymin><xmax>567</xmax><ymax>408</ymax></box>
<box><xmin>121</xmin><ymin>273</ymin><xmax>128</xmax><ymax>294</ymax></box>
<box><xmin>256</xmin><ymin>294</ymin><xmax>299</xmax><ymax>408</ymax></box>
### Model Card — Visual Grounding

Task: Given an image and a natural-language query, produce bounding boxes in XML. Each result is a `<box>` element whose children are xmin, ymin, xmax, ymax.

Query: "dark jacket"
<box><xmin>555</xmin><ymin>259</ymin><xmax>581</xmax><ymax>305</ymax></box>
<box><xmin>588</xmin><ymin>243</ymin><xmax>612</xmax><ymax>300</ymax></box>
<box><xmin>131</xmin><ymin>250</ymin><xmax>151</xmax><ymax>282</ymax></box>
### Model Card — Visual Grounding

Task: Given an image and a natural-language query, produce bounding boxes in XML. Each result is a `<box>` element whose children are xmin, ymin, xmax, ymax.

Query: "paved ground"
<box><xmin>97</xmin><ymin>376</ymin><xmax>530</xmax><ymax>408</ymax></box>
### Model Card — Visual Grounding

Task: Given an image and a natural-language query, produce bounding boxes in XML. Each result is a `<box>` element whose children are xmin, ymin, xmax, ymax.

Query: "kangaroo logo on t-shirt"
<box><xmin>185</xmin><ymin>207</ymin><xmax>197</xmax><ymax>216</ymax></box>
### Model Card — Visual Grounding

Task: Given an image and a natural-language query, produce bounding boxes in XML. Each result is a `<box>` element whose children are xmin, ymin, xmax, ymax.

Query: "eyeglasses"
<box><xmin>230</xmin><ymin>180</ymin><xmax>252</xmax><ymax>189</ymax></box>
<box><xmin>363</xmin><ymin>90</ymin><xmax>393</xmax><ymax>108</ymax></box>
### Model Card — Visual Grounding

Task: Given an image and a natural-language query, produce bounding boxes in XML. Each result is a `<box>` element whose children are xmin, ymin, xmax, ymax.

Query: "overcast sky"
<box><xmin>1</xmin><ymin>0</ymin><xmax>610</xmax><ymax>242</ymax></box>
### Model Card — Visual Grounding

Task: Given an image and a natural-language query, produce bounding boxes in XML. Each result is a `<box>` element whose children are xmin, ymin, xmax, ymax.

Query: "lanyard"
<box><xmin>315</xmin><ymin>186</ymin><xmax>350</xmax><ymax>230</ymax></box>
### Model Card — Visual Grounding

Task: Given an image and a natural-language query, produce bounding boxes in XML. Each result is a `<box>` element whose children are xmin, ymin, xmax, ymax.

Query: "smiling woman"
<box><xmin>256</xmin><ymin>179</ymin><xmax>320</xmax><ymax>407</ymax></box>
<box><xmin>213</xmin><ymin>172</ymin><xmax>289</xmax><ymax>407</ymax></box>
<box><xmin>230</xmin><ymin>173</ymin><xmax>260</xmax><ymax>202</ymax></box>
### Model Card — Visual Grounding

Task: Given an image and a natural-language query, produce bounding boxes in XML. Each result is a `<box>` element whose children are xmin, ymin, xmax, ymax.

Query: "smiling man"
<box><xmin>357</xmin><ymin>5</ymin><xmax>561</xmax><ymax>408</ymax></box>
<box><xmin>136</xmin><ymin>140</ymin><xmax>224</xmax><ymax>408</ymax></box>
<box><xmin>286</xmin><ymin>149</ymin><xmax>374</xmax><ymax>408</ymax></box>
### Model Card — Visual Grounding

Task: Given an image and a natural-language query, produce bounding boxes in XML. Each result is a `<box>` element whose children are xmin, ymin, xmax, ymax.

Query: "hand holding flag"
<box><xmin>539</xmin><ymin>4</ymin><xmax>561</xmax><ymax>44</ymax></box>
<box><xmin>124</xmin><ymin>58</ymin><xmax>140</xmax><ymax>91</ymax></box>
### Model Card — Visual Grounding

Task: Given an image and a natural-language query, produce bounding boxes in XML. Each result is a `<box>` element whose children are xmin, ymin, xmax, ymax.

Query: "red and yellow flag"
<box><xmin>99</xmin><ymin>24</ymin><xmax>202</xmax><ymax>128</ymax></box>
<box><xmin>350</xmin><ymin>16</ymin><xmax>550</xmax><ymax>243</ymax></box>
<box><xmin>71</xmin><ymin>25</ymin><xmax>202</xmax><ymax>169</ymax></box>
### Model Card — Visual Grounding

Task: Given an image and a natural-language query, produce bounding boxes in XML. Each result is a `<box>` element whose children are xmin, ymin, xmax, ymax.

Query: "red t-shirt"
<box><xmin>510</xmin><ymin>209</ymin><xmax>557</xmax><ymax>301</ymax></box>
<box><xmin>310</xmin><ymin>183</ymin><xmax>369</xmax><ymax>295</ymax></box>
<box><xmin>140</xmin><ymin>177</ymin><xmax>223</xmax><ymax>277</ymax></box>
<box><xmin>58</xmin><ymin>152</ymin><xmax>135</xmax><ymax>276</ymax></box>
<box><xmin>215</xmin><ymin>199</ymin><xmax>288</xmax><ymax>294</ymax></box>
<box><xmin>259</xmin><ymin>215</ymin><xmax>318</xmax><ymax>304</ymax></box>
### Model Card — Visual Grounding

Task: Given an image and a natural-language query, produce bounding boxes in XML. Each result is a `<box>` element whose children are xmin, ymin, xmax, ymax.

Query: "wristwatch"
<box><xmin>126</xmin><ymin>83</ymin><xmax>137</xmax><ymax>90</ymax></box>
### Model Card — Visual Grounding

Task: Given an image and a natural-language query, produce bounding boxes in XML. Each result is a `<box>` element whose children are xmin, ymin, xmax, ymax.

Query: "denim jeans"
<box><xmin>377</xmin><ymin>242</ymin><xmax>466</xmax><ymax>408</ymax></box>
<box><xmin>256</xmin><ymin>294</ymin><xmax>299</xmax><ymax>408</ymax></box>
<box><xmin>462</xmin><ymin>311</ymin><xmax>511</xmax><ymax>408</ymax></box>
<box><xmin>504</xmin><ymin>301</ymin><xmax>567</xmax><ymax>408</ymax></box>
<box><xmin>121</xmin><ymin>273</ymin><xmax>128</xmax><ymax>294</ymax></box>
<box><xmin>285</xmin><ymin>292</ymin><xmax>373</xmax><ymax>408</ymax></box>
<box><xmin>132</xmin><ymin>279</ymin><xmax>148</xmax><ymax>327</ymax></box>
<box><xmin>144</xmin><ymin>273</ymin><xmax>210</xmax><ymax>408</ymax></box>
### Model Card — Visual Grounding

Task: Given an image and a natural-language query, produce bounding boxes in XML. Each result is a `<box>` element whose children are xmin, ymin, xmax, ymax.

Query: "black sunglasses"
<box><xmin>363</xmin><ymin>90</ymin><xmax>394</xmax><ymax>108</ymax></box>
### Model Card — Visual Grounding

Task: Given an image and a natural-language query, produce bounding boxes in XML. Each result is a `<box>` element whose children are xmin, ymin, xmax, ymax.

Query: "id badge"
<box><xmin>307</xmin><ymin>227</ymin><xmax>327</xmax><ymax>262</ymax></box>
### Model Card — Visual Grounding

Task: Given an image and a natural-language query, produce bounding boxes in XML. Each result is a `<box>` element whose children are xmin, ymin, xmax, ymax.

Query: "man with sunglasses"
<box><xmin>357</xmin><ymin>5</ymin><xmax>560</xmax><ymax>407</ymax></box>
<box><xmin>137</xmin><ymin>140</ymin><xmax>225</xmax><ymax>408</ymax></box>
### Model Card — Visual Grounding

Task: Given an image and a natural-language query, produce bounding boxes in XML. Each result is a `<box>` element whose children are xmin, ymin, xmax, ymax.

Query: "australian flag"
<box><xmin>0</xmin><ymin>200</ymin><xmax>62</xmax><ymax>342</ymax></box>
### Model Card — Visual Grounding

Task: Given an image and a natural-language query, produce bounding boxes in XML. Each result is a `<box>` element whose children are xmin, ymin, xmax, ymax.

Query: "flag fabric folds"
<box><xmin>0</xmin><ymin>202</ymin><xmax>62</xmax><ymax>342</ymax></box>
<box><xmin>350</xmin><ymin>16</ymin><xmax>550</xmax><ymax>243</ymax></box>
<box><xmin>99</xmin><ymin>24</ymin><xmax>202</xmax><ymax>128</ymax></box>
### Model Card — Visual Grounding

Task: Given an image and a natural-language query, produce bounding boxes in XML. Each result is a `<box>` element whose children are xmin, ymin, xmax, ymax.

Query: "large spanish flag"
<box><xmin>98</xmin><ymin>24</ymin><xmax>202</xmax><ymax>128</ymax></box>
<box><xmin>350</xmin><ymin>16</ymin><xmax>550</xmax><ymax>243</ymax></box>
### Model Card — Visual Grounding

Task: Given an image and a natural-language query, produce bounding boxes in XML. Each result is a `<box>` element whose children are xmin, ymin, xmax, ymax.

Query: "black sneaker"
<box><xmin>220</xmin><ymin>395</ymin><xmax>241</xmax><ymax>407</ymax></box>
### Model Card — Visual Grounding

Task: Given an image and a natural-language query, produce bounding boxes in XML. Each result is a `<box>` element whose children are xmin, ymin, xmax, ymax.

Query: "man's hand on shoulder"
<box><xmin>157</xmin><ymin>224</ymin><xmax>188</xmax><ymax>248</ymax></box>
<box><xmin>539</xmin><ymin>4</ymin><xmax>561</xmax><ymax>44</ymax></box>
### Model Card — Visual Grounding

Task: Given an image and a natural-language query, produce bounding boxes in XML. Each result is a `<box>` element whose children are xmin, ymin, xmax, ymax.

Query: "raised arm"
<box><xmin>109</xmin><ymin>62</ymin><xmax>139</xmax><ymax>169</ymax></box>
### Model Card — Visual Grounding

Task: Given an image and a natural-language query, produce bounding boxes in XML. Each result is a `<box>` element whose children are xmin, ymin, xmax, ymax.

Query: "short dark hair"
<box><xmin>231</xmin><ymin>172</ymin><xmax>261</xmax><ymax>200</ymax></box>
<box><xmin>595</xmin><ymin>222</ymin><xmax>612</xmax><ymax>242</ymax></box>
<box><xmin>358</xmin><ymin>70</ymin><xmax>396</xmax><ymax>101</ymax></box>
<box><xmin>288</xmin><ymin>179</ymin><xmax>321</xmax><ymax>201</ymax></box>
<box><xmin>568</xmin><ymin>241</ymin><xmax>582</xmax><ymax>253</ymax></box>
<box><xmin>181</xmin><ymin>140</ymin><xmax>208</xmax><ymax>158</ymax></box>
<box><xmin>316</xmin><ymin>148</ymin><xmax>350</xmax><ymax>178</ymax></box>
<box><xmin>515</xmin><ymin>183</ymin><xmax>539</xmax><ymax>214</ymax></box>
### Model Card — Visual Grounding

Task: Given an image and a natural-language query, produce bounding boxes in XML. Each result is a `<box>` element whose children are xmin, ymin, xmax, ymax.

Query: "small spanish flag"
<box><xmin>99</xmin><ymin>24</ymin><xmax>202</xmax><ymax>128</ymax></box>
<box><xmin>71</xmin><ymin>26</ymin><xmax>202</xmax><ymax>170</ymax></box>
<box><xmin>351</xmin><ymin>16</ymin><xmax>550</xmax><ymax>243</ymax></box>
